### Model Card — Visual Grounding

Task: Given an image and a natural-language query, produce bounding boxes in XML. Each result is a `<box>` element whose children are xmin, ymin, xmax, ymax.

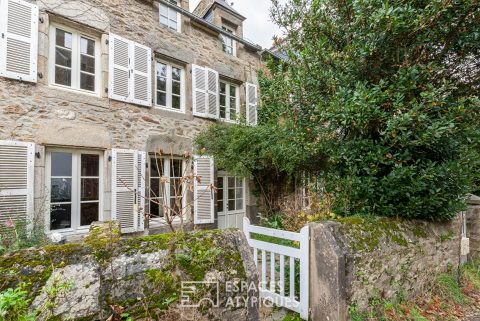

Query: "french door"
<box><xmin>217</xmin><ymin>173</ymin><xmax>245</xmax><ymax>230</ymax></box>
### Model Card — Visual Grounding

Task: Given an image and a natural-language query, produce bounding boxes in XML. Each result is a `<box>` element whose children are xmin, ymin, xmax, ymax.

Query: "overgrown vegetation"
<box><xmin>196</xmin><ymin>0</ymin><xmax>480</xmax><ymax>221</ymax></box>
<box><xmin>349</xmin><ymin>261</ymin><xmax>480</xmax><ymax>320</ymax></box>
<box><xmin>0</xmin><ymin>217</ymin><xmax>48</xmax><ymax>255</ymax></box>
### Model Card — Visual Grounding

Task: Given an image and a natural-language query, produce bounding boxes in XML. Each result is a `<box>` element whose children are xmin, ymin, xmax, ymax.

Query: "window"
<box><xmin>220</xmin><ymin>82</ymin><xmax>239</xmax><ymax>122</ymax></box>
<box><xmin>217</xmin><ymin>174</ymin><xmax>245</xmax><ymax>229</ymax></box>
<box><xmin>221</xmin><ymin>26</ymin><xmax>235</xmax><ymax>56</ymax></box>
<box><xmin>160</xmin><ymin>0</ymin><xmax>181</xmax><ymax>32</ymax></box>
<box><xmin>49</xmin><ymin>25</ymin><xmax>100</xmax><ymax>94</ymax></box>
<box><xmin>47</xmin><ymin>150</ymin><xmax>103</xmax><ymax>233</ymax></box>
<box><xmin>149</xmin><ymin>157</ymin><xmax>186</xmax><ymax>221</ymax></box>
<box><xmin>156</xmin><ymin>61</ymin><xmax>184</xmax><ymax>112</ymax></box>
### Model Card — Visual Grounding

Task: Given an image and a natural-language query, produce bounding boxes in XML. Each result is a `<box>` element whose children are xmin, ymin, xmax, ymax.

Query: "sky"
<box><xmin>189</xmin><ymin>0</ymin><xmax>281</xmax><ymax>49</ymax></box>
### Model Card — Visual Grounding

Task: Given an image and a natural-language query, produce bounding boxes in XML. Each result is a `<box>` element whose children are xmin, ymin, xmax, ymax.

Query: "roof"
<box><xmin>210</xmin><ymin>0</ymin><xmax>246</xmax><ymax>20</ymax></box>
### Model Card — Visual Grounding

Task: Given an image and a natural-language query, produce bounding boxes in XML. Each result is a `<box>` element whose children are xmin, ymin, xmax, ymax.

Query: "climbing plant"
<box><xmin>197</xmin><ymin>0</ymin><xmax>480</xmax><ymax>221</ymax></box>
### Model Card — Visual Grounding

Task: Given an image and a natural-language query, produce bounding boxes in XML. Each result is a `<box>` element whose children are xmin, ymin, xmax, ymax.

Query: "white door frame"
<box><xmin>217</xmin><ymin>172</ymin><xmax>246</xmax><ymax>229</ymax></box>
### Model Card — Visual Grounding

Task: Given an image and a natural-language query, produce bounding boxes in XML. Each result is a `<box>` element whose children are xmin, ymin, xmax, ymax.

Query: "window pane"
<box><xmin>80</xmin><ymin>202</ymin><xmax>98</xmax><ymax>226</ymax></box>
<box><xmin>228</xmin><ymin>177</ymin><xmax>235</xmax><ymax>188</ymax></box>
<box><xmin>228</xmin><ymin>200</ymin><xmax>235</xmax><ymax>211</ymax></box>
<box><xmin>160</xmin><ymin>4</ymin><xmax>168</xmax><ymax>16</ymax></box>
<box><xmin>220</xmin><ymin>105</ymin><xmax>226</xmax><ymax>119</ymax></box>
<box><xmin>172</xmin><ymin>67</ymin><xmax>181</xmax><ymax>81</ymax></box>
<box><xmin>157</xmin><ymin>92</ymin><xmax>166</xmax><ymax>106</ymax></box>
<box><xmin>220</xmin><ymin>83</ymin><xmax>226</xmax><ymax>94</ymax></box>
<box><xmin>172</xmin><ymin>96</ymin><xmax>180</xmax><ymax>109</ymax></box>
<box><xmin>150</xmin><ymin>199</ymin><xmax>164</xmax><ymax>218</ymax></box>
<box><xmin>170</xmin><ymin>160</ymin><xmax>182</xmax><ymax>177</ymax></box>
<box><xmin>80</xmin><ymin>73</ymin><xmax>95</xmax><ymax>91</ymax></box>
<box><xmin>50</xmin><ymin>203</ymin><xmax>71</xmax><ymax>230</ymax></box>
<box><xmin>228</xmin><ymin>188</ymin><xmax>235</xmax><ymax>199</ymax></box>
<box><xmin>150</xmin><ymin>158</ymin><xmax>162</xmax><ymax>177</ymax></box>
<box><xmin>217</xmin><ymin>177</ymin><xmax>224</xmax><ymax>188</ymax></box>
<box><xmin>51</xmin><ymin>152</ymin><xmax>72</xmax><ymax>176</ymax></box>
<box><xmin>81</xmin><ymin>55</ymin><xmax>95</xmax><ymax>74</ymax></box>
<box><xmin>236</xmin><ymin>188</ymin><xmax>243</xmax><ymax>199</ymax></box>
<box><xmin>169</xmin><ymin>19</ymin><xmax>177</xmax><ymax>30</ymax></box>
<box><xmin>81</xmin><ymin>154</ymin><xmax>99</xmax><ymax>176</ymax></box>
<box><xmin>56</xmin><ymin>29</ymin><xmax>72</xmax><ymax>49</ymax></box>
<box><xmin>51</xmin><ymin>178</ymin><xmax>72</xmax><ymax>202</ymax></box>
<box><xmin>55</xmin><ymin>47</ymin><xmax>72</xmax><ymax>67</ymax></box>
<box><xmin>80</xmin><ymin>37</ymin><xmax>95</xmax><ymax>56</ymax></box>
<box><xmin>160</xmin><ymin>16</ymin><xmax>168</xmax><ymax>26</ymax></box>
<box><xmin>236</xmin><ymin>199</ymin><xmax>243</xmax><ymax>210</ymax></box>
<box><xmin>157</xmin><ymin>63</ymin><xmax>167</xmax><ymax>78</ymax></box>
<box><xmin>157</xmin><ymin>77</ymin><xmax>166</xmax><ymax>91</ymax></box>
<box><xmin>55</xmin><ymin>66</ymin><xmax>71</xmax><ymax>87</ymax></box>
<box><xmin>220</xmin><ymin>94</ymin><xmax>226</xmax><ymax>107</ymax></box>
<box><xmin>150</xmin><ymin>178</ymin><xmax>160</xmax><ymax>197</ymax></box>
<box><xmin>81</xmin><ymin>178</ymin><xmax>99</xmax><ymax>201</ymax></box>
<box><xmin>236</xmin><ymin>178</ymin><xmax>243</xmax><ymax>188</ymax></box>
<box><xmin>172</xmin><ymin>81</ymin><xmax>180</xmax><ymax>95</ymax></box>
<box><xmin>230</xmin><ymin>86</ymin><xmax>236</xmax><ymax>97</ymax></box>
<box><xmin>218</xmin><ymin>199</ymin><xmax>224</xmax><ymax>212</ymax></box>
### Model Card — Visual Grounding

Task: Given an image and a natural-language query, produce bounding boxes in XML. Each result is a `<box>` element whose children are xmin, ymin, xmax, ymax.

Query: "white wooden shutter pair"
<box><xmin>246</xmin><ymin>83</ymin><xmax>258</xmax><ymax>125</ymax></box>
<box><xmin>111</xmin><ymin>149</ymin><xmax>146</xmax><ymax>233</ymax></box>
<box><xmin>192</xmin><ymin>64</ymin><xmax>219</xmax><ymax>119</ymax></box>
<box><xmin>0</xmin><ymin>140</ymin><xmax>35</xmax><ymax>230</ymax></box>
<box><xmin>108</xmin><ymin>33</ymin><xmax>152</xmax><ymax>107</ymax></box>
<box><xmin>193</xmin><ymin>155</ymin><xmax>215</xmax><ymax>224</ymax></box>
<box><xmin>0</xmin><ymin>0</ymin><xmax>38</xmax><ymax>83</ymax></box>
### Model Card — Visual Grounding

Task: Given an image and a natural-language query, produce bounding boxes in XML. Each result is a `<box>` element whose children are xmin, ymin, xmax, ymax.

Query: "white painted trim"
<box><xmin>45</xmin><ymin>148</ymin><xmax>104</xmax><ymax>235</ymax></box>
<box><xmin>48</xmin><ymin>23</ymin><xmax>101</xmax><ymax>95</ymax></box>
<box><xmin>243</xmin><ymin>218</ymin><xmax>310</xmax><ymax>320</ymax></box>
<box><xmin>154</xmin><ymin>59</ymin><xmax>186</xmax><ymax>113</ymax></box>
<box><xmin>0</xmin><ymin>0</ymin><xmax>38</xmax><ymax>83</ymax></box>
<box><xmin>193</xmin><ymin>155</ymin><xmax>215</xmax><ymax>224</ymax></box>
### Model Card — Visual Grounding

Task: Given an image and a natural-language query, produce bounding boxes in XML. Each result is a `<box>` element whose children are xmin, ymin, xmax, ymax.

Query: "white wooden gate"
<box><xmin>243</xmin><ymin>217</ymin><xmax>309</xmax><ymax>319</ymax></box>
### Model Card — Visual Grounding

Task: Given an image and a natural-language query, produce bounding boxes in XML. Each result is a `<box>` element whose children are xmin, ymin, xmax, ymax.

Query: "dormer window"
<box><xmin>221</xmin><ymin>25</ymin><xmax>235</xmax><ymax>56</ymax></box>
<box><xmin>160</xmin><ymin>0</ymin><xmax>181</xmax><ymax>32</ymax></box>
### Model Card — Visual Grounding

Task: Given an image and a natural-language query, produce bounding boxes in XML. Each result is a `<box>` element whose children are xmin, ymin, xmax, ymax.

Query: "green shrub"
<box><xmin>197</xmin><ymin>0</ymin><xmax>480</xmax><ymax>221</ymax></box>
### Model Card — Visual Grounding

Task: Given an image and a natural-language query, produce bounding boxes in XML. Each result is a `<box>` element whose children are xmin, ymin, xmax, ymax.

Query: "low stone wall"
<box><xmin>0</xmin><ymin>227</ymin><xmax>259</xmax><ymax>321</ymax></box>
<box><xmin>309</xmin><ymin>214</ymin><xmax>463</xmax><ymax>321</ymax></box>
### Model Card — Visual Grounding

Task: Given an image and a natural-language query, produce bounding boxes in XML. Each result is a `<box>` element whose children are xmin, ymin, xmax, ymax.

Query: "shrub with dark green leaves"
<box><xmin>197</xmin><ymin>0</ymin><xmax>480</xmax><ymax>220</ymax></box>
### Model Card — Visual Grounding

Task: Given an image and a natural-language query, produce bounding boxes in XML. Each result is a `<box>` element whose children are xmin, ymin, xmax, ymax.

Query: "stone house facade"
<box><xmin>0</xmin><ymin>0</ymin><xmax>268</xmax><ymax>239</ymax></box>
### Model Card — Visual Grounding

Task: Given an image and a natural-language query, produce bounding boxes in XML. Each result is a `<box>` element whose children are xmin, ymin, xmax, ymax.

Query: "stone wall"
<box><xmin>0</xmin><ymin>226</ymin><xmax>259</xmax><ymax>321</ymax></box>
<box><xmin>309</xmin><ymin>214</ymin><xmax>464</xmax><ymax>321</ymax></box>
<box><xmin>0</xmin><ymin>0</ymin><xmax>264</xmax><ymax>230</ymax></box>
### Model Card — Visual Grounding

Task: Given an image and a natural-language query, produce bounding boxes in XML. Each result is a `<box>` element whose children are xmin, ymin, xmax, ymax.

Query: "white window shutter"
<box><xmin>0</xmin><ymin>0</ymin><xmax>38</xmax><ymax>83</ymax></box>
<box><xmin>136</xmin><ymin>151</ymin><xmax>146</xmax><ymax>232</ymax></box>
<box><xmin>193</xmin><ymin>155</ymin><xmax>215</xmax><ymax>224</ymax></box>
<box><xmin>111</xmin><ymin>149</ymin><xmax>145</xmax><ymax>233</ymax></box>
<box><xmin>246</xmin><ymin>83</ymin><xmax>258</xmax><ymax>125</ymax></box>
<box><xmin>192</xmin><ymin>64</ymin><xmax>207</xmax><ymax>117</ymax></box>
<box><xmin>109</xmin><ymin>33</ymin><xmax>131</xmax><ymax>103</ymax></box>
<box><xmin>131</xmin><ymin>43</ymin><xmax>152</xmax><ymax>107</ymax></box>
<box><xmin>0</xmin><ymin>140</ymin><xmax>35</xmax><ymax>230</ymax></box>
<box><xmin>206</xmin><ymin>68</ymin><xmax>219</xmax><ymax>119</ymax></box>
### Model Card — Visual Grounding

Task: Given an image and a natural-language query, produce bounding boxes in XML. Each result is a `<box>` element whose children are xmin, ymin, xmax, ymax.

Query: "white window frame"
<box><xmin>45</xmin><ymin>148</ymin><xmax>104</xmax><ymax>235</ymax></box>
<box><xmin>155</xmin><ymin>60</ymin><xmax>186</xmax><ymax>113</ymax></box>
<box><xmin>221</xmin><ymin>25</ymin><xmax>236</xmax><ymax>57</ymax></box>
<box><xmin>219</xmin><ymin>81</ymin><xmax>240</xmax><ymax>123</ymax></box>
<box><xmin>159</xmin><ymin>0</ymin><xmax>182</xmax><ymax>32</ymax></box>
<box><xmin>48</xmin><ymin>23</ymin><xmax>101</xmax><ymax>96</ymax></box>
<box><xmin>149</xmin><ymin>157</ymin><xmax>188</xmax><ymax>224</ymax></box>
<box><xmin>217</xmin><ymin>173</ymin><xmax>245</xmax><ymax>215</ymax></box>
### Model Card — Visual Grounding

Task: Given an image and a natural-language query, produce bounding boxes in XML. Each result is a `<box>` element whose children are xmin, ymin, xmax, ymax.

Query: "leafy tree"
<box><xmin>196</xmin><ymin>0</ymin><xmax>480</xmax><ymax>220</ymax></box>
